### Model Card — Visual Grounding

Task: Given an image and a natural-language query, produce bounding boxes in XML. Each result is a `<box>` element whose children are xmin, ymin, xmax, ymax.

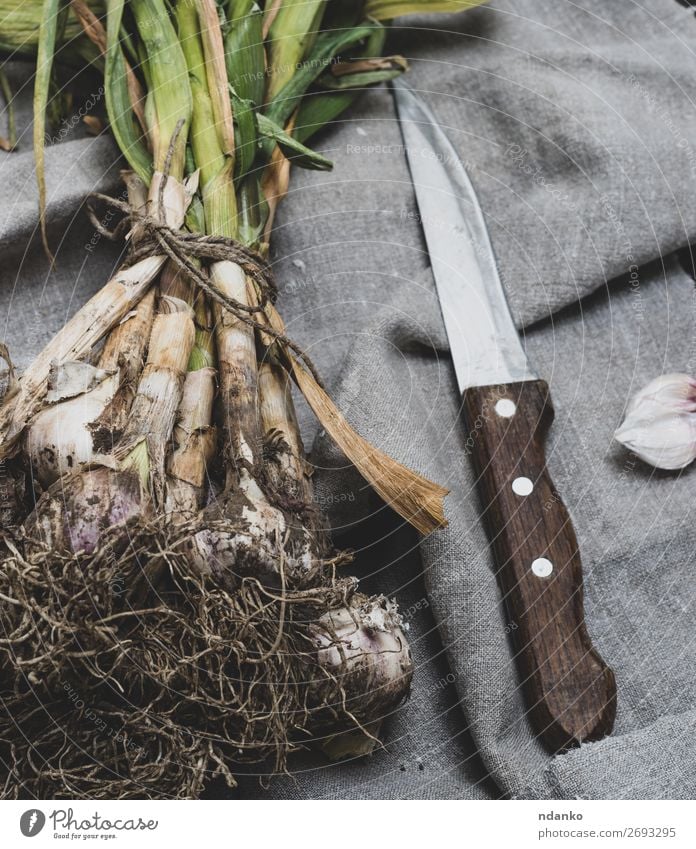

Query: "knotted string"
<box><xmin>87</xmin><ymin>186</ymin><xmax>324</xmax><ymax>388</ymax></box>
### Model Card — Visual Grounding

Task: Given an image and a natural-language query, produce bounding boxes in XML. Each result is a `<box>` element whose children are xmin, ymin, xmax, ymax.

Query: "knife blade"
<box><xmin>393</xmin><ymin>79</ymin><xmax>616</xmax><ymax>752</ymax></box>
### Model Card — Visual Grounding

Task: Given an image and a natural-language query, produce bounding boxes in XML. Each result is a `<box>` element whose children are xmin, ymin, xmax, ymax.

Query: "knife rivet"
<box><xmin>512</xmin><ymin>476</ymin><xmax>533</xmax><ymax>496</ymax></box>
<box><xmin>531</xmin><ymin>557</ymin><xmax>553</xmax><ymax>578</ymax></box>
<box><xmin>495</xmin><ymin>399</ymin><xmax>516</xmax><ymax>418</ymax></box>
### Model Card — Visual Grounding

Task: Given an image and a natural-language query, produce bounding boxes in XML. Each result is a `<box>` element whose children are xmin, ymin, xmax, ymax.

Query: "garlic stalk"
<box><xmin>90</xmin><ymin>287</ymin><xmax>157</xmax><ymax>452</ymax></box>
<box><xmin>25</xmin><ymin>175</ymin><xmax>156</xmax><ymax>486</ymax></box>
<box><xmin>258</xmin><ymin>359</ymin><xmax>312</xmax><ymax>506</ymax></box>
<box><xmin>111</xmin><ymin>296</ymin><xmax>195</xmax><ymax>488</ymax></box>
<box><xmin>614</xmin><ymin>373</ymin><xmax>696</xmax><ymax>470</ymax></box>
<box><xmin>165</xmin><ymin>364</ymin><xmax>217</xmax><ymax>515</ymax></box>
<box><xmin>165</xmin><ymin>289</ymin><xmax>217</xmax><ymax>517</ymax></box>
<box><xmin>176</xmin><ymin>3</ymin><xmax>296</xmax><ymax>581</ymax></box>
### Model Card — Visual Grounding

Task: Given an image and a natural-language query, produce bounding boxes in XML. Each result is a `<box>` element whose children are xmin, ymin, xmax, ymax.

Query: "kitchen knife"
<box><xmin>392</xmin><ymin>80</ymin><xmax>616</xmax><ymax>752</ymax></box>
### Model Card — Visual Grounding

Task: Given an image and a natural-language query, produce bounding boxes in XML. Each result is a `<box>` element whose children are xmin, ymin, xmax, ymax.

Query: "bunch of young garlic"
<box><xmin>0</xmin><ymin>0</ymin><xmax>479</xmax><ymax>799</ymax></box>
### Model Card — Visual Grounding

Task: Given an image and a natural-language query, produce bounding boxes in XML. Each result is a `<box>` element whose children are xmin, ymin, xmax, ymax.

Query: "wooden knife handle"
<box><xmin>462</xmin><ymin>379</ymin><xmax>616</xmax><ymax>751</ymax></box>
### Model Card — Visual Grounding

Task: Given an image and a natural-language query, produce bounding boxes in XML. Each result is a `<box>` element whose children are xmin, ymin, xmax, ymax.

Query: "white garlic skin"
<box><xmin>312</xmin><ymin>594</ymin><xmax>413</xmax><ymax>721</ymax></box>
<box><xmin>614</xmin><ymin>373</ymin><xmax>696</xmax><ymax>470</ymax></box>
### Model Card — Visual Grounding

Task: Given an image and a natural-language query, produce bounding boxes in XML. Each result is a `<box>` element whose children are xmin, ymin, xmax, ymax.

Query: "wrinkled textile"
<box><xmin>2</xmin><ymin>0</ymin><xmax>696</xmax><ymax>800</ymax></box>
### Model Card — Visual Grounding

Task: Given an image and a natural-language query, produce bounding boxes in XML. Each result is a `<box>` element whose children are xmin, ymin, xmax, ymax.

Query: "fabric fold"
<box><xmin>391</xmin><ymin>0</ymin><xmax>696</xmax><ymax>326</ymax></box>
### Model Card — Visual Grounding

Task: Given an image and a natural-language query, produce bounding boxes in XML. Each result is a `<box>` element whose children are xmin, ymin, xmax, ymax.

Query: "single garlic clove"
<box><xmin>615</xmin><ymin>373</ymin><xmax>696</xmax><ymax>470</ymax></box>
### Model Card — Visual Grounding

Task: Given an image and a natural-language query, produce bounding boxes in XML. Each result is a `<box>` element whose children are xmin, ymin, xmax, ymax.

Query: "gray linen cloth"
<box><xmin>2</xmin><ymin>0</ymin><xmax>696</xmax><ymax>799</ymax></box>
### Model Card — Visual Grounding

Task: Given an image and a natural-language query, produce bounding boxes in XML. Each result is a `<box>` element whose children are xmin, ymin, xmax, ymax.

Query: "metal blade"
<box><xmin>392</xmin><ymin>79</ymin><xmax>536</xmax><ymax>392</ymax></box>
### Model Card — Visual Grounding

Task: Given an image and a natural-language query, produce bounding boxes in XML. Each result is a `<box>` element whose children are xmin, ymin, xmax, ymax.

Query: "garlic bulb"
<box><xmin>614</xmin><ymin>373</ymin><xmax>696</xmax><ymax>470</ymax></box>
<box><xmin>312</xmin><ymin>594</ymin><xmax>413</xmax><ymax>723</ymax></box>
<box><xmin>25</xmin><ymin>467</ymin><xmax>145</xmax><ymax>554</ymax></box>
<box><xmin>25</xmin><ymin>363</ymin><xmax>119</xmax><ymax>487</ymax></box>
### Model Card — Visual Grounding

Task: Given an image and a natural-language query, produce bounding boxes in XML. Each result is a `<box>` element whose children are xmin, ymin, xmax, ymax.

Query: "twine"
<box><xmin>86</xmin><ymin>136</ymin><xmax>324</xmax><ymax>387</ymax></box>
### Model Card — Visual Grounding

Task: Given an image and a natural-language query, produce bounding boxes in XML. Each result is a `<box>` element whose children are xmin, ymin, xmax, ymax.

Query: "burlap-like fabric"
<box><xmin>2</xmin><ymin>0</ymin><xmax>695</xmax><ymax>798</ymax></box>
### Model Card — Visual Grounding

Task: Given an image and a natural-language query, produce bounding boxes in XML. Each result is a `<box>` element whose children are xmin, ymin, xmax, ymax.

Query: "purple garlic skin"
<box><xmin>25</xmin><ymin>467</ymin><xmax>145</xmax><ymax>554</ymax></box>
<box><xmin>312</xmin><ymin>594</ymin><xmax>414</xmax><ymax>722</ymax></box>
